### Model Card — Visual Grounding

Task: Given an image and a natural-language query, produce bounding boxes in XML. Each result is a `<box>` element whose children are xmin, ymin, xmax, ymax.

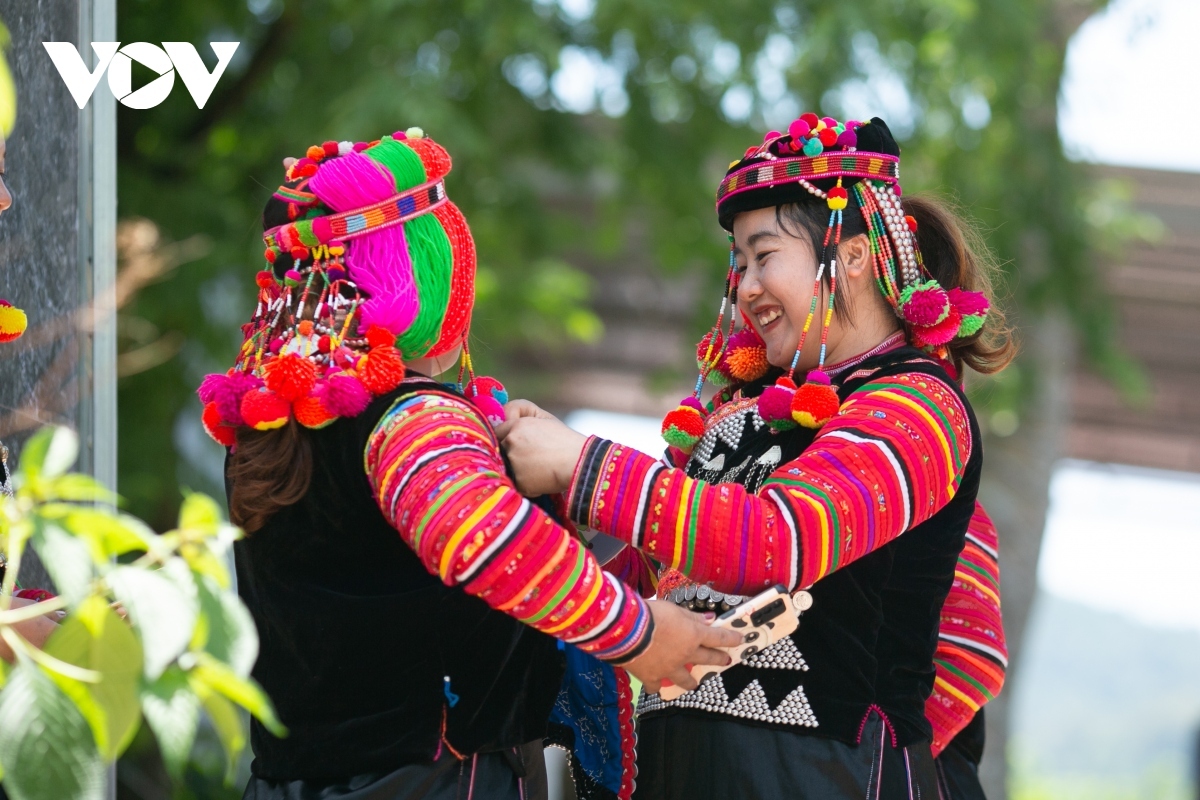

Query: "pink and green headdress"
<box><xmin>662</xmin><ymin>113</ymin><xmax>989</xmax><ymax>454</ymax></box>
<box><xmin>199</xmin><ymin>127</ymin><xmax>500</xmax><ymax>447</ymax></box>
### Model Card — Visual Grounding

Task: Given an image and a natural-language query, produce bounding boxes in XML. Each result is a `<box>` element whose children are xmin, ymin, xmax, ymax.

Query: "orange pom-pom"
<box><xmin>297</xmin><ymin>320</ymin><xmax>315</xmax><ymax>336</ymax></box>
<box><xmin>790</xmin><ymin>381</ymin><xmax>840</xmax><ymax>429</ymax></box>
<box><xmin>0</xmin><ymin>300</ymin><xmax>28</xmax><ymax>343</ymax></box>
<box><xmin>293</xmin><ymin>395</ymin><xmax>336</xmax><ymax>429</ymax></box>
<box><xmin>240</xmin><ymin>387</ymin><xmax>291</xmax><ymax>431</ymax></box>
<box><xmin>306</xmin><ymin>145</ymin><xmax>325</xmax><ymax>161</ymax></box>
<box><xmin>358</xmin><ymin>346</ymin><xmax>406</xmax><ymax>395</ymax></box>
<box><xmin>201</xmin><ymin>402</ymin><xmax>237</xmax><ymax>446</ymax></box>
<box><xmin>364</xmin><ymin>325</ymin><xmax>396</xmax><ymax>350</ymax></box>
<box><xmin>726</xmin><ymin>343</ymin><xmax>768</xmax><ymax>381</ymax></box>
<box><xmin>263</xmin><ymin>353</ymin><xmax>318</xmax><ymax>401</ymax></box>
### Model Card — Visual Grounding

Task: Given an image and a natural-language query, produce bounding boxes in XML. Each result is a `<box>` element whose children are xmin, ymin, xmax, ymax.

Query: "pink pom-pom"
<box><xmin>837</xmin><ymin>129</ymin><xmax>858</xmax><ymax>148</ymax></box>
<box><xmin>764</xmin><ymin>130</ymin><xmax>782</xmax><ymax>142</ymax></box>
<box><xmin>805</xmin><ymin>369</ymin><xmax>831</xmax><ymax>386</ymax></box>
<box><xmin>197</xmin><ymin>373</ymin><xmax>225</xmax><ymax>405</ymax></box>
<box><xmin>758</xmin><ymin>382</ymin><xmax>796</xmax><ymax>423</ymax></box>
<box><xmin>312</xmin><ymin>216</ymin><xmax>332</xmax><ymax>243</ymax></box>
<box><xmin>821</xmin><ymin>117</ymin><xmax>838</xmax><ymax>128</ymax></box>
<box><xmin>788</xmin><ymin>119</ymin><xmax>811</xmax><ymax>140</ymax></box>
<box><xmin>201</xmin><ymin>372</ymin><xmax>262</xmax><ymax>427</ymax></box>
<box><xmin>912</xmin><ymin>307</ymin><xmax>963</xmax><ymax>348</ymax></box>
<box><xmin>474</xmin><ymin>395</ymin><xmax>506</xmax><ymax>427</ymax></box>
<box><xmin>353</xmin><ymin>142</ymin><xmax>370</xmax><ymax>152</ymax></box>
<box><xmin>900</xmin><ymin>284</ymin><xmax>951</xmax><ymax>327</ymax></box>
<box><xmin>679</xmin><ymin>396</ymin><xmax>705</xmax><ymax>414</ymax></box>
<box><xmin>948</xmin><ymin>288</ymin><xmax>990</xmax><ymax>317</ymax></box>
<box><xmin>320</xmin><ymin>372</ymin><xmax>372</xmax><ymax>417</ymax></box>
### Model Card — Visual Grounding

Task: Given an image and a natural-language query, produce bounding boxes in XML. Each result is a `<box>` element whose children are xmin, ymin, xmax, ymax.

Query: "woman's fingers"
<box><xmin>495</xmin><ymin>400</ymin><xmax>547</xmax><ymax>440</ymax></box>
<box><xmin>688</xmin><ymin>645</ymin><xmax>734</xmax><ymax>668</ymax></box>
<box><xmin>666</xmin><ymin>667</ymin><xmax>699</xmax><ymax>691</ymax></box>
<box><xmin>698</xmin><ymin>623</ymin><xmax>744</xmax><ymax>651</ymax></box>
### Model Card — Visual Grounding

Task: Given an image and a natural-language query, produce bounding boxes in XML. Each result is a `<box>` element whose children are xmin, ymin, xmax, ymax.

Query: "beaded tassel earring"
<box><xmin>459</xmin><ymin>334</ymin><xmax>509</xmax><ymax>427</ymax></box>
<box><xmin>661</xmin><ymin>239</ymin><xmax>738</xmax><ymax>454</ymax></box>
<box><xmin>756</xmin><ymin>181</ymin><xmax>847</xmax><ymax>431</ymax></box>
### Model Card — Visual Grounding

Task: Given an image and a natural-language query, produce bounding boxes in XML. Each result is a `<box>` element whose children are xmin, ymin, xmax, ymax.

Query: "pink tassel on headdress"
<box><xmin>320</xmin><ymin>372</ymin><xmax>373</xmax><ymax>417</ymax></box>
<box><xmin>308</xmin><ymin>152</ymin><xmax>420</xmax><ymax>336</ymax></box>
<box><xmin>198</xmin><ymin>372</ymin><xmax>263</xmax><ymax>427</ymax></box>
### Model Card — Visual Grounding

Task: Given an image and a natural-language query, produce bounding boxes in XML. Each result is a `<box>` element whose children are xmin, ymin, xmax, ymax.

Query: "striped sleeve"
<box><xmin>567</xmin><ymin>371</ymin><xmax>972</xmax><ymax>593</ymax></box>
<box><xmin>926</xmin><ymin>501</ymin><xmax>1007</xmax><ymax>757</ymax></box>
<box><xmin>365</xmin><ymin>391</ymin><xmax>652</xmax><ymax>664</ymax></box>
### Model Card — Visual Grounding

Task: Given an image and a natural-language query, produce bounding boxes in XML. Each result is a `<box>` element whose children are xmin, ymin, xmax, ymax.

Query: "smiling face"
<box><xmin>733</xmin><ymin>206</ymin><xmax>828</xmax><ymax>369</ymax></box>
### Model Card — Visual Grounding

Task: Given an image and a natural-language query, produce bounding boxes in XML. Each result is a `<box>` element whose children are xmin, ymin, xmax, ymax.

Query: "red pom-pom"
<box><xmin>264</xmin><ymin>353</ymin><xmax>318</xmax><ymax>401</ymax></box>
<box><xmin>695</xmin><ymin>330</ymin><xmax>725</xmax><ymax>372</ymax></box>
<box><xmin>662</xmin><ymin>406</ymin><xmax>706</xmax><ymax>451</ymax></box>
<box><xmin>295</xmin><ymin>162</ymin><xmax>318</xmax><ymax>178</ymax></box>
<box><xmin>358</xmin><ymin>346</ymin><xmax>406</xmax><ymax>395</ymax></box>
<box><xmin>757</xmin><ymin>379</ymin><xmax>798</xmax><ymax>430</ymax></box>
<box><xmin>791</xmin><ymin>381</ymin><xmax>840</xmax><ymax>428</ymax></box>
<box><xmin>905</xmin><ymin>215</ymin><xmax>918</xmax><ymax>233</ymax></box>
<box><xmin>465</xmin><ymin>376</ymin><xmax>508</xmax><ymax>405</ymax></box>
<box><xmin>912</xmin><ymin>307</ymin><xmax>962</xmax><ymax>348</ymax></box>
<box><xmin>818</xmin><ymin>127</ymin><xmax>838</xmax><ymax>147</ymax></box>
<box><xmin>899</xmin><ymin>284</ymin><xmax>951</xmax><ymax>327</ymax></box>
<box><xmin>947</xmin><ymin>287</ymin><xmax>989</xmax><ymax>317</ymax></box>
<box><xmin>801</xmin><ymin>112</ymin><xmax>820</xmax><ymax>128</ymax></box>
<box><xmin>240</xmin><ymin>387</ymin><xmax>291</xmax><ymax>431</ymax></box>
<box><xmin>294</xmin><ymin>394</ymin><xmax>337</xmax><ymax>429</ymax></box>
<box><xmin>263</xmin><ymin>249</ymin><xmax>277</xmax><ymax>264</ymax></box>
<box><xmin>202</xmin><ymin>402</ymin><xmax>237</xmax><ymax>446</ymax></box>
<box><xmin>365</xmin><ymin>325</ymin><xmax>396</xmax><ymax>349</ymax></box>
<box><xmin>322</xmin><ymin>141</ymin><xmax>339</xmax><ymax>157</ymax></box>
<box><xmin>312</xmin><ymin>216</ymin><xmax>332</xmax><ymax>243</ymax></box>
<box><xmin>317</xmin><ymin>335</ymin><xmax>332</xmax><ymax>353</ymax></box>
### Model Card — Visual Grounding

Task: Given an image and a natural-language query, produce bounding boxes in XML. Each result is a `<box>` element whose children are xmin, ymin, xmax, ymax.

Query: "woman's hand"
<box><xmin>496</xmin><ymin>401</ymin><xmax>587</xmax><ymax>496</ymax></box>
<box><xmin>621</xmin><ymin>601</ymin><xmax>743</xmax><ymax>694</ymax></box>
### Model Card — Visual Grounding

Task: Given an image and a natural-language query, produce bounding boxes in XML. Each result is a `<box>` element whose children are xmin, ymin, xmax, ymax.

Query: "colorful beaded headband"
<box><xmin>716</xmin><ymin>152</ymin><xmax>900</xmax><ymax>205</ymax></box>
<box><xmin>263</xmin><ymin>178</ymin><xmax>448</xmax><ymax>256</ymax></box>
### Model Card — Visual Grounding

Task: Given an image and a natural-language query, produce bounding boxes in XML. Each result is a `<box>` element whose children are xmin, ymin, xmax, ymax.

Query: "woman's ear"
<box><xmin>838</xmin><ymin>233</ymin><xmax>872</xmax><ymax>279</ymax></box>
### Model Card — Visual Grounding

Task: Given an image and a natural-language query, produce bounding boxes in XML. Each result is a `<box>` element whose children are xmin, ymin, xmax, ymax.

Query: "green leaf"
<box><xmin>191</xmin><ymin>653</ymin><xmax>285</xmax><ymax>738</ymax></box>
<box><xmin>40</xmin><ymin>427</ymin><xmax>81</xmax><ymax>480</ymax></box>
<box><xmin>15</xmin><ymin>427</ymin><xmax>54</xmax><ymax>480</ymax></box>
<box><xmin>193</xmin><ymin>575</ymin><xmax>258</xmax><ymax>677</ymax></box>
<box><xmin>46</xmin><ymin>474</ymin><xmax>119</xmax><ymax>505</ymax></box>
<box><xmin>31</xmin><ymin>522</ymin><xmax>95</xmax><ymax>605</ymax></box>
<box><xmin>194</xmin><ymin>687</ymin><xmax>245</xmax><ymax>784</ymax></box>
<box><xmin>61</xmin><ymin>509</ymin><xmax>155</xmax><ymax>561</ymax></box>
<box><xmin>0</xmin><ymin>661</ymin><xmax>105</xmax><ymax>800</ymax></box>
<box><xmin>107</xmin><ymin>560</ymin><xmax>198</xmax><ymax>680</ymax></box>
<box><xmin>140</xmin><ymin>666</ymin><xmax>199</xmax><ymax>781</ymax></box>
<box><xmin>43</xmin><ymin>595</ymin><xmax>144</xmax><ymax>760</ymax></box>
<box><xmin>179</xmin><ymin>492</ymin><xmax>222</xmax><ymax>532</ymax></box>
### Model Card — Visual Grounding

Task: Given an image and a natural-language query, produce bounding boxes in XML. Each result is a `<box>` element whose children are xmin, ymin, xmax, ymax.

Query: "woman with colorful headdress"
<box><xmin>205</xmin><ymin>128</ymin><xmax>740</xmax><ymax>800</ymax></box>
<box><xmin>501</xmin><ymin>114</ymin><xmax>1012</xmax><ymax>798</ymax></box>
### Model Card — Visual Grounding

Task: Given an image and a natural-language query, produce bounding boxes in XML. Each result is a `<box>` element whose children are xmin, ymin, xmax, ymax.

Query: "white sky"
<box><xmin>1059</xmin><ymin>0</ymin><xmax>1200</xmax><ymax>172</ymax></box>
<box><xmin>567</xmin><ymin>411</ymin><xmax>1200</xmax><ymax>632</ymax></box>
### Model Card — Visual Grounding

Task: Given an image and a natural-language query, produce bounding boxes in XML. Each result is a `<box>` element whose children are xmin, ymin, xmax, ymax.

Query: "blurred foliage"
<box><xmin>116</xmin><ymin>0</ymin><xmax>1120</xmax><ymax>526</ymax></box>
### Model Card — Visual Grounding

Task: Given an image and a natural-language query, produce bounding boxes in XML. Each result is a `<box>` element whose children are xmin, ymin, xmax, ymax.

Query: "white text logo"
<box><xmin>43</xmin><ymin>41</ymin><xmax>240</xmax><ymax>109</ymax></box>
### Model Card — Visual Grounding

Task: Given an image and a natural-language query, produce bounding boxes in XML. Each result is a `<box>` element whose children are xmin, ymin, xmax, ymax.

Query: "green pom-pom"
<box><xmin>663</xmin><ymin>425</ymin><xmax>701</xmax><ymax>449</ymax></box>
<box><xmin>956</xmin><ymin>313</ymin><xmax>986</xmax><ymax>338</ymax></box>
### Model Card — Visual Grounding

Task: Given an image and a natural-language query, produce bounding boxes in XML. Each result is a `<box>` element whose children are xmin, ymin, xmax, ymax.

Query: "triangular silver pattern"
<box><xmin>743</xmin><ymin>635</ymin><xmax>809</xmax><ymax>671</ymax></box>
<box><xmin>637</xmin><ymin>674</ymin><xmax>818</xmax><ymax>728</ymax></box>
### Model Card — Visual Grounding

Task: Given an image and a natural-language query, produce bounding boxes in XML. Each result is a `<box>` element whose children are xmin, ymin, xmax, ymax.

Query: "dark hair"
<box><xmin>227</xmin><ymin>423</ymin><xmax>313</xmax><ymax>533</ymax></box>
<box><xmin>773</xmin><ymin>190</ymin><xmax>1015</xmax><ymax>376</ymax></box>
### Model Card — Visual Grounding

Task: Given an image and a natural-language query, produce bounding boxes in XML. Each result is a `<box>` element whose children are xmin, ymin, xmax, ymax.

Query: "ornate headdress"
<box><xmin>662</xmin><ymin>114</ymin><xmax>989</xmax><ymax>453</ymax></box>
<box><xmin>199</xmin><ymin>128</ymin><xmax>506</xmax><ymax>447</ymax></box>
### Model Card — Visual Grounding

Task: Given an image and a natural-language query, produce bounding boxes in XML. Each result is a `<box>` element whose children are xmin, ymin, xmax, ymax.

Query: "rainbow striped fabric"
<box><xmin>568</xmin><ymin>372</ymin><xmax>972</xmax><ymax>594</ymax></box>
<box><xmin>716</xmin><ymin>153</ymin><xmax>900</xmax><ymax>205</ymax></box>
<box><xmin>926</xmin><ymin>502</ymin><xmax>1007</xmax><ymax>756</ymax></box>
<box><xmin>365</xmin><ymin>387</ymin><xmax>652</xmax><ymax>663</ymax></box>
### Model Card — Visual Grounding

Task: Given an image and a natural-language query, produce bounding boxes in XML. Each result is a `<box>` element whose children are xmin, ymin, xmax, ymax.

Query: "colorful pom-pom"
<box><xmin>818</xmin><ymin>127</ymin><xmax>839</xmax><ymax>147</ymax></box>
<box><xmin>326</xmin><ymin>265</ymin><xmax>347</xmax><ymax>283</ymax></box>
<box><xmin>678</xmin><ymin>396</ymin><xmax>706</xmax><ymax>415</ymax></box>
<box><xmin>306</xmin><ymin>145</ymin><xmax>325</xmax><ymax>161</ymax></box>
<box><xmin>821</xmin><ymin>116</ymin><xmax>838</xmax><ymax>128</ymax></box>
<box><xmin>295</xmin><ymin>162</ymin><xmax>318</xmax><ymax>178</ymax></box>
<box><xmin>662</xmin><ymin>405</ymin><xmax>706</xmax><ymax>452</ymax></box>
<box><xmin>465</xmin><ymin>376</ymin><xmax>509</xmax><ymax>406</ymax></box>
<box><xmin>837</xmin><ymin>129</ymin><xmax>858</xmax><ymax>148</ymax></box>
<box><xmin>294</xmin><ymin>394</ymin><xmax>337</xmax><ymax>429</ymax></box>
<box><xmin>264</xmin><ymin>353</ymin><xmax>318</xmax><ymax>401</ymax></box>
<box><xmin>956</xmin><ymin>313</ymin><xmax>986</xmax><ymax>338</ymax></box>
<box><xmin>898</xmin><ymin>280</ymin><xmax>951</xmax><ymax>327</ymax></box>
<box><xmin>474</xmin><ymin>394</ymin><xmax>507</xmax><ymax>427</ymax></box>
<box><xmin>263</xmin><ymin>248</ymin><xmax>277</xmax><ymax>264</ymax></box>
<box><xmin>827</xmin><ymin>186</ymin><xmax>849</xmax><ymax>211</ymax></box>
<box><xmin>802</xmin><ymin>137</ymin><xmax>824</xmax><ymax>157</ymax></box>
<box><xmin>321</xmin><ymin>372</ymin><xmax>372</xmax><ymax>417</ymax></box>
<box><xmin>358</xmin><ymin>346</ymin><xmax>406</xmax><ymax>395</ymax></box>
<box><xmin>365</xmin><ymin>325</ymin><xmax>396</xmax><ymax>350</ymax></box>
<box><xmin>695</xmin><ymin>330</ymin><xmax>725</xmax><ymax>372</ymax></box>
<box><xmin>199</xmin><ymin>371</ymin><xmax>261</xmax><ymax>426</ymax></box>
<box><xmin>757</xmin><ymin>378</ymin><xmax>798</xmax><ymax>431</ymax></box>
<box><xmin>201</xmin><ymin>401</ymin><xmax>238</xmax><ymax>447</ymax></box>
<box><xmin>800</xmin><ymin>112</ymin><xmax>820</xmax><ymax>128</ymax></box>
<box><xmin>317</xmin><ymin>335</ymin><xmax>332</xmax><ymax>354</ymax></box>
<box><xmin>905</xmin><ymin>215</ymin><xmax>918</xmax><ymax>233</ymax></box>
<box><xmin>764</xmin><ymin>130</ymin><xmax>782</xmax><ymax>142</ymax></box>
<box><xmin>240</xmin><ymin>387</ymin><xmax>291</xmax><ymax>431</ymax></box>
<box><xmin>788</xmin><ymin>118</ymin><xmax>811</xmax><ymax>140</ymax></box>
<box><xmin>912</xmin><ymin>307</ymin><xmax>963</xmax><ymax>348</ymax></box>
<box><xmin>791</xmin><ymin>372</ymin><xmax>839</xmax><ymax>429</ymax></box>
<box><xmin>0</xmin><ymin>300</ymin><xmax>28</xmax><ymax>343</ymax></box>
<box><xmin>948</xmin><ymin>287</ymin><xmax>989</xmax><ymax>318</ymax></box>
<box><xmin>405</xmin><ymin>127</ymin><xmax>425</xmax><ymax>139</ymax></box>
<box><xmin>296</xmin><ymin>320</ymin><xmax>314</xmax><ymax>337</ymax></box>
<box><xmin>311</xmin><ymin>216</ymin><xmax>332</xmax><ymax>244</ymax></box>
<box><xmin>322</xmin><ymin>141</ymin><xmax>339</xmax><ymax>157</ymax></box>
<box><xmin>724</xmin><ymin>328</ymin><xmax>769</xmax><ymax>382</ymax></box>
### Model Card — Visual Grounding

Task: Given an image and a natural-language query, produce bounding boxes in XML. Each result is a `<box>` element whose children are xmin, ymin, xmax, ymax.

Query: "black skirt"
<box><xmin>242</xmin><ymin>741</ymin><xmax>547</xmax><ymax>800</ymax></box>
<box><xmin>632</xmin><ymin>711</ymin><xmax>938</xmax><ymax>800</ymax></box>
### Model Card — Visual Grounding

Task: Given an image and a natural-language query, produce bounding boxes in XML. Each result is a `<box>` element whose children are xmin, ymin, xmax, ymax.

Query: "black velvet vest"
<box><xmin>232</xmin><ymin>378</ymin><xmax>564</xmax><ymax>783</ymax></box>
<box><xmin>642</xmin><ymin>347</ymin><xmax>981</xmax><ymax>747</ymax></box>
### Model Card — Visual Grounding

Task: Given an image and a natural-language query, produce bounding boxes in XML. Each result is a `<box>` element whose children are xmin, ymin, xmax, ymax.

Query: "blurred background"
<box><xmin>0</xmin><ymin>0</ymin><xmax>1197</xmax><ymax>797</ymax></box>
